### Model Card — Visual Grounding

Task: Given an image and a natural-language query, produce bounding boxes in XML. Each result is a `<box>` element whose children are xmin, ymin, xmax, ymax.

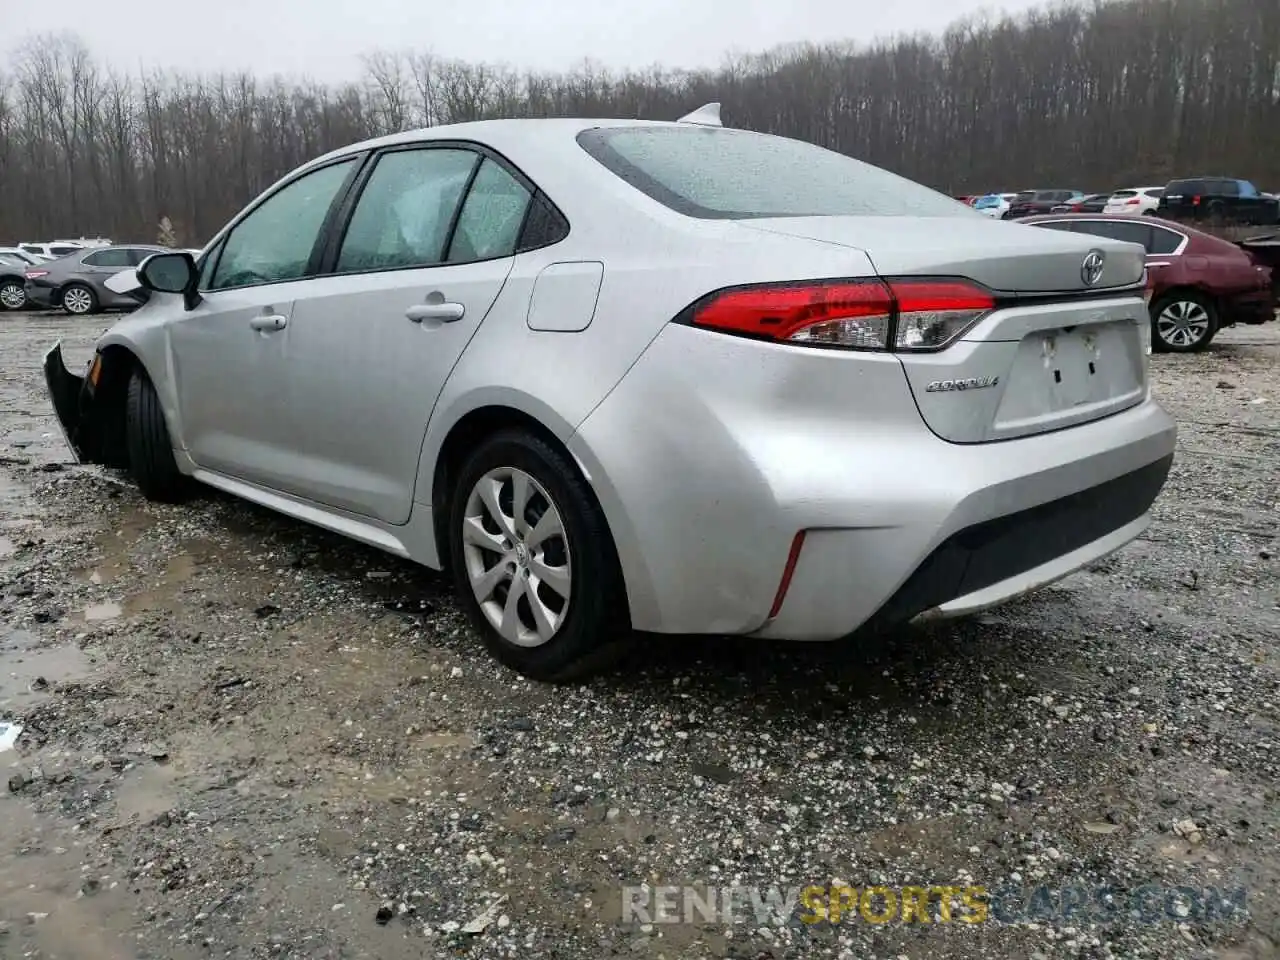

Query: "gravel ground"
<box><xmin>1</xmin><ymin>310</ymin><xmax>1277</xmax><ymax>960</ymax></box>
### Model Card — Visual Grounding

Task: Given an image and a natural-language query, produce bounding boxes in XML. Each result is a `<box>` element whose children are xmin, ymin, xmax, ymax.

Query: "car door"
<box><xmin>169</xmin><ymin>155</ymin><xmax>361</xmax><ymax>489</ymax></box>
<box><xmin>279</xmin><ymin>146</ymin><xmax>534</xmax><ymax>524</ymax></box>
<box><xmin>79</xmin><ymin>247</ymin><xmax>142</xmax><ymax>306</ymax></box>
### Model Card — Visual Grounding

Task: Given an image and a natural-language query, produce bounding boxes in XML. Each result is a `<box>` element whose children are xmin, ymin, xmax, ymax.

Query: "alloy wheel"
<box><xmin>1156</xmin><ymin>300</ymin><xmax>1210</xmax><ymax>349</ymax></box>
<box><xmin>0</xmin><ymin>282</ymin><xmax>25</xmax><ymax>310</ymax></box>
<box><xmin>63</xmin><ymin>287</ymin><xmax>94</xmax><ymax>314</ymax></box>
<box><xmin>461</xmin><ymin>466</ymin><xmax>572</xmax><ymax>647</ymax></box>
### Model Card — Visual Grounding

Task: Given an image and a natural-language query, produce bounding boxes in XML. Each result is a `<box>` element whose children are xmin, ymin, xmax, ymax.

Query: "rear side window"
<box><xmin>446</xmin><ymin>158</ymin><xmax>532</xmax><ymax>263</ymax></box>
<box><xmin>336</xmin><ymin>148</ymin><xmax>477</xmax><ymax>273</ymax></box>
<box><xmin>1143</xmin><ymin>188</ymin><xmax>1164</xmax><ymax>198</ymax></box>
<box><xmin>82</xmin><ymin>248</ymin><xmax>132</xmax><ymax>267</ymax></box>
<box><xmin>1148</xmin><ymin>226</ymin><xmax>1183</xmax><ymax>255</ymax></box>
<box><xmin>1014</xmin><ymin>192</ymin><xmax>1035</xmax><ymax>202</ymax></box>
<box><xmin>1071</xmin><ymin>220</ymin><xmax>1151</xmax><ymax>249</ymax></box>
<box><xmin>50</xmin><ymin>246</ymin><xmax>80</xmax><ymax>257</ymax></box>
<box><xmin>576</xmin><ymin>126</ymin><xmax>971</xmax><ymax>219</ymax></box>
<box><xmin>1031</xmin><ymin>220</ymin><xmax>1078</xmax><ymax>234</ymax></box>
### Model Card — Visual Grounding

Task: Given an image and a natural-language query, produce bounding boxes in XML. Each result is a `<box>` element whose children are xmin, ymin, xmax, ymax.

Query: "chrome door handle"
<box><xmin>249</xmin><ymin>314</ymin><xmax>287</xmax><ymax>331</ymax></box>
<box><xmin>406</xmin><ymin>302</ymin><xmax>465</xmax><ymax>323</ymax></box>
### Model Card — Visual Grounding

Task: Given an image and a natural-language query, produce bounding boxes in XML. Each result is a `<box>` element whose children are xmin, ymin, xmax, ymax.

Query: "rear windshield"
<box><xmin>1111</xmin><ymin>190</ymin><xmax>1137</xmax><ymax>198</ymax></box>
<box><xmin>576</xmin><ymin>126</ymin><xmax>972</xmax><ymax>219</ymax></box>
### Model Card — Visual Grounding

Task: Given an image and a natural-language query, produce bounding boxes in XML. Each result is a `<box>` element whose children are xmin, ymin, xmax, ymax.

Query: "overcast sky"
<box><xmin>14</xmin><ymin>0</ymin><xmax>1047</xmax><ymax>81</ymax></box>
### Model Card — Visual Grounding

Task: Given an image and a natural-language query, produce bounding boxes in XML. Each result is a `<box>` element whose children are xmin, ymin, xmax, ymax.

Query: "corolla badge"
<box><xmin>925</xmin><ymin>376</ymin><xmax>1000</xmax><ymax>393</ymax></box>
<box><xmin>1081</xmin><ymin>250</ymin><xmax>1106</xmax><ymax>286</ymax></box>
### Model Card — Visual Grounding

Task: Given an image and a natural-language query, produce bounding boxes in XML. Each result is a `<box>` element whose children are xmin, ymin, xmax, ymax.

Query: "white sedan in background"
<box><xmin>1103</xmin><ymin>187</ymin><xmax>1163</xmax><ymax>215</ymax></box>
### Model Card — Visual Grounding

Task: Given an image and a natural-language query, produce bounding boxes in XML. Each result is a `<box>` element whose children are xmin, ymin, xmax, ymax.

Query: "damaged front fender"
<box><xmin>43</xmin><ymin>340</ymin><xmax>129</xmax><ymax>468</ymax></box>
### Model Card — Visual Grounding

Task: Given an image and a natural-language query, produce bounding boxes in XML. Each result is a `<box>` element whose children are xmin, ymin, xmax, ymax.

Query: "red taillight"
<box><xmin>685</xmin><ymin>278</ymin><xmax>994</xmax><ymax>352</ymax></box>
<box><xmin>688</xmin><ymin>280</ymin><xmax>894</xmax><ymax>349</ymax></box>
<box><xmin>1142</xmin><ymin>269</ymin><xmax>1155</xmax><ymax>306</ymax></box>
<box><xmin>1125</xmin><ymin>197</ymin><xmax>1140</xmax><ymax>205</ymax></box>
<box><xmin>25</xmin><ymin>270</ymin><xmax>48</xmax><ymax>279</ymax></box>
<box><xmin>1192</xmin><ymin>195</ymin><xmax>1201</xmax><ymax>206</ymax></box>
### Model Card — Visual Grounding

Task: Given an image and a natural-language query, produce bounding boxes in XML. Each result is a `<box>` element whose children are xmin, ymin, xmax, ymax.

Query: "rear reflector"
<box><xmin>768</xmin><ymin>531</ymin><xmax>807</xmax><ymax>619</ymax></box>
<box><xmin>684</xmin><ymin>278</ymin><xmax>995</xmax><ymax>352</ymax></box>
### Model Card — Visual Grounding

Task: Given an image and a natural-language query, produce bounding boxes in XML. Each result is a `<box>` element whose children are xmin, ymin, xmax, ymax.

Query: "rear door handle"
<box><xmin>249</xmin><ymin>314</ymin><xmax>288</xmax><ymax>332</ymax></box>
<box><xmin>406</xmin><ymin>302</ymin><xmax>465</xmax><ymax>324</ymax></box>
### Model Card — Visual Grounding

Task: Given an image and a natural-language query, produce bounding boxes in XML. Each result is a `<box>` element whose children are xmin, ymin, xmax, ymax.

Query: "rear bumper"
<box><xmin>25</xmin><ymin>281</ymin><xmax>58</xmax><ymax>309</ymax></box>
<box><xmin>570</xmin><ymin>324</ymin><xmax>1178</xmax><ymax>639</ymax></box>
<box><xmin>1222</xmin><ymin>288</ymin><xmax>1275</xmax><ymax>325</ymax></box>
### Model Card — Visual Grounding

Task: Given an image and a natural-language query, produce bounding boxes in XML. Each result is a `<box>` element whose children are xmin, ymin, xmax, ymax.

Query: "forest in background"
<box><xmin>1</xmin><ymin>0</ymin><xmax>1277</xmax><ymax>245</ymax></box>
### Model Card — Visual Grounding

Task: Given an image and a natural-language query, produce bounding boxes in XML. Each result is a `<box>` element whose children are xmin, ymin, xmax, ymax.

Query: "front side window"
<box><xmin>446</xmin><ymin>158</ymin><xmax>533</xmax><ymax>263</ymax></box>
<box><xmin>210</xmin><ymin>158</ymin><xmax>356</xmax><ymax>290</ymax></box>
<box><xmin>337</xmin><ymin>148</ymin><xmax>478</xmax><ymax>273</ymax></box>
<box><xmin>1238</xmin><ymin>181</ymin><xmax>1258</xmax><ymax>197</ymax></box>
<box><xmin>83</xmin><ymin>248</ymin><xmax>133</xmax><ymax>268</ymax></box>
<box><xmin>577</xmin><ymin>126</ymin><xmax>971</xmax><ymax>220</ymax></box>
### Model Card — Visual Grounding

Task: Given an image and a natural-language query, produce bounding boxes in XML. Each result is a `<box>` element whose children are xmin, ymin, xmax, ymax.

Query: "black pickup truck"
<box><xmin>1157</xmin><ymin>178</ymin><xmax>1280</xmax><ymax>226</ymax></box>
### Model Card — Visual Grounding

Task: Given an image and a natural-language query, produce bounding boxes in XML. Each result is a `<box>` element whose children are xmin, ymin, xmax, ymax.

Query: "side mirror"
<box><xmin>137</xmin><ymin>252</ymin><xmax>201</xmax><ymax>310</ymax></box>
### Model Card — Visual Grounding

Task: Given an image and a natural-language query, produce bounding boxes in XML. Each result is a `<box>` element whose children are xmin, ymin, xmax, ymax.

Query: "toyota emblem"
<box><xmin>1081</xmin><ymin>250</ymin><xmax>1106</xmax><ymax>286</ymax></box>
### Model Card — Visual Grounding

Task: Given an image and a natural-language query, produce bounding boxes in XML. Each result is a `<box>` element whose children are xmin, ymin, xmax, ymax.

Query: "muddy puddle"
<box><xmin>0</xmin><ymin>629</ymin><xmax>92</xmax><ymax>712</ymax></box>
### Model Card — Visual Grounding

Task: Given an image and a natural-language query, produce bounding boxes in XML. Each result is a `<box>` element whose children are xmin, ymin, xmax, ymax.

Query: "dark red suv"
<box><xmin>1019</xmin><ymin>213</ymin><xmax>1274</xmax><ymax>352</ymax></box>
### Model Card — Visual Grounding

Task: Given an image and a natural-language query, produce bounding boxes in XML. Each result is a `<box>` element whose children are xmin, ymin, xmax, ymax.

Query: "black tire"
<box><xmin>61</xmin><ymin>282</ymin><xmax>99</xmax><ymax>315</ymax></box>
<box><xmin>125</xmin><ymin>368</ymin><xmax>189</xmax><ymax>502</ymax></box>
<box><xmin>0</xmin><ymin>278</ymin><xmax>26</xmax><ymax>311</ymax></box>
<box><xmin>1149</xmin><ymin>291</ymin><xmax>1218</xmax><ymax>353</ymax></box>
<box><xmin>448</xmin><ymin>429</ymin><xmax>629</xmax><ymax>682</ymax></box>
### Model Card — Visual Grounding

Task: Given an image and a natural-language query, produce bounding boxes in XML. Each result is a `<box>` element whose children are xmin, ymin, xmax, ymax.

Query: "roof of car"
<box><xmin>310</xmin><ymin>117</ymin><xmax>679</xmax><ymax>167</ymax></box>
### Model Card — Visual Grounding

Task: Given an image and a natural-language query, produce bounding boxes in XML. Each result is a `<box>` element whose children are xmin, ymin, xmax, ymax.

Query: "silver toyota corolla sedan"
<box><xmin>43</xmin><ymin>105</ymin><xmax>1176</xmax><ymax>680</ymax></box>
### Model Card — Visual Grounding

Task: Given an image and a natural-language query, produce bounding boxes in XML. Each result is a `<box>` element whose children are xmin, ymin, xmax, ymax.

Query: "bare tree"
<box><xmin>1</xmin><ymin>0</ymin><xmax>1277</xmax><ymax>243</ymax></box>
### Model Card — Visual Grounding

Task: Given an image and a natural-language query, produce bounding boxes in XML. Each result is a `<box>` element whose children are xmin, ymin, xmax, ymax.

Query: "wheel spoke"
<box><xmin>462</xmin><ymin>515</ymin><xmax>506</xmax><ymax>554</ymax></box>
<box><xmin>526</xmin><ymin>583</ymin><xmax>560</xmax><ymax>642</ymax></box>
<box><xmin>526</xmin><ymin>507</ymin><xmax>563</xmax><ymax>549</ymax></box>
<box><xmin>499</xmin><ymin>574</ymin><xmax>527</xmax><ymax>642</ymax></box>
<box><xmin>470</xmin><ymin>559</ymin><xmax>511</xmax><ymax>604</ymax></box>
<box><xmin>510</xmin><ymin>471</ymin><xmax>531</xmax><ymax>536</ymax></box>
<box><xmin>529</xmin><ymin>556</ymin><xmax>570</xmax><ymax>599</ymax></box>
<box><xmin>478</xmin><ymin>477</ymin><xmax>516</xmax><ymax>540</ymax></box>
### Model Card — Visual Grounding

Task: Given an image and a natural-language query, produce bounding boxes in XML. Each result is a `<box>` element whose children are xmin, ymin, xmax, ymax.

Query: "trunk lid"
<box><xmin>736</xmin><ymin>216</ymin><xmax>1150</xmax><ymax>443</ymax></box>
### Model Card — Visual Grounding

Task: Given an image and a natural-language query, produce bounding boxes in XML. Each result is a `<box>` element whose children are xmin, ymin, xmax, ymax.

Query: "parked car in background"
<box><xmin>974</xmin><ymin>193</ymin><xmax>1014</xmax><ymax>218</ymax></box>
<box><xmin>1020</xmin><ymin>213</ymin><xmax>1273</xmax><ymax>352</ymax></box>
<box><xmin>40</xmin><ymin>109</ymin><xmax>1175</xmax><ymax>680</ymax></box>
<box><xmin>19</xmin><ymin>241</ymin><xmax>89</xmax><ymax>259</ymax></box>
<box><xmin>1103</xmin><ymin>187</ymin><xmax>1163</xmax><ymax>215</ymax></box>
<box><xmin>1003</xmin><ymin>189</ymin><xmax>1086</xmax><ymax>219</ymax></box>
<box><xmin>1</xmin><ymin>256</ymin><xmax>32</xmax><ymax>310</ymax></box>
<box><xmin>1156</xmin><ymin>178</ymin><xmax>1280</xmax><ymax>226</ymax></box>
<box><xmin>1051</xmin><ymin>192</ymin><xmax>1111</xmax><ymax>213</ymax></box>
<box><xmin>0</xmin><ymin>246</ymin><xmax>51</xmax><ymax>265</ymax></box>
<box><xmin>24</xmin><ymin>244</ymin><xmax>172</xmax><ymax>315</ymax></box>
